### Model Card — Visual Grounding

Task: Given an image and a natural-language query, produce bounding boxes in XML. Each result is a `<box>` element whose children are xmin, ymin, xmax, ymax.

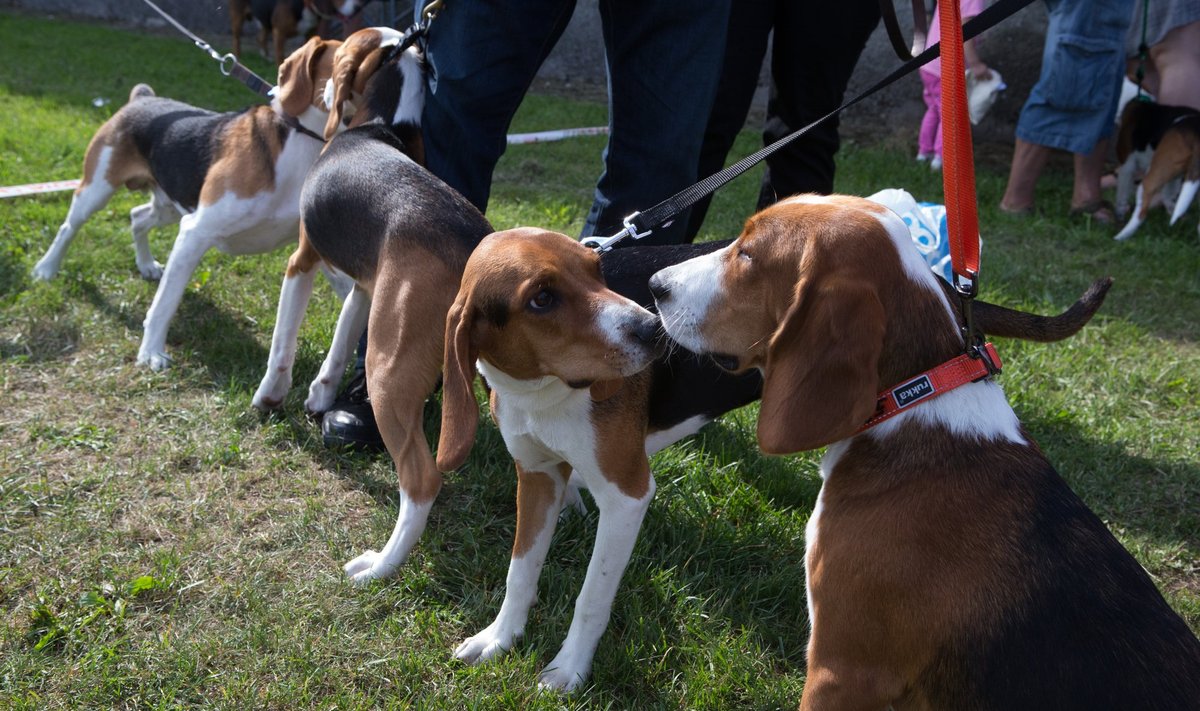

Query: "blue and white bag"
<box><xmin>867</xmin><ymin>188</ymin><xmax>979</xmax><ymax>285</ymax></box>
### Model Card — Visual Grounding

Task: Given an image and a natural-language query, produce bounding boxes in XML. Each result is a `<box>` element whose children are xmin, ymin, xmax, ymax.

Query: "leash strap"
<box><xmin>585</xmin><ymin>0</ymin><xmax>1034</xmax><ymax>252</ymax></box>
<box><xmin>938</xmin><ymin>0</ymin><xmax>980</xmax><ymax>289</ymax></box>
<box><xmin>856</xmin><ymin>343</ymin><xmax>1002</xmax><ymax>433</ymax></box>
<box><xmin>879</xmin><ymin>0</ymin><xmax>929</xmax><ymax>60</ymax></box>
<box><xmin>140</xmin><ymin>0</ymin><xmax>275</xmax><ymax>98</ymax></box>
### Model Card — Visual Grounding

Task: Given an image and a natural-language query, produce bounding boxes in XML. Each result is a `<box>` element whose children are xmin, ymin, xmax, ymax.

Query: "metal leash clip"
<box><xmin>582</xmin><ymin>212</ymin><xmax>652</xmax><ymax>253</ymax></box>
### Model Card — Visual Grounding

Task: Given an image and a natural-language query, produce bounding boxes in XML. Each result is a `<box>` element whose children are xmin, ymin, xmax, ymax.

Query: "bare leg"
<box><xmin>1000</xmin><ymin>138</ymin><xmax>1051</xmax><ymax>213</ymax></box>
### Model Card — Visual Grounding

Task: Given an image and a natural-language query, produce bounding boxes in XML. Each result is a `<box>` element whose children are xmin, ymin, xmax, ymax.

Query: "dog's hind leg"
<box><xmin>456</xmin><ymin>462</ymin><xmax>571</xmax><ymax>666</ymax></box>
<box><xmin>1171</xmin><ymin>179</ymin><xmax>1198</xmax><ymax>225</ymax></box>
<box><xmin>343</xmin><ymin>261</ymin><xmax>457</xmax><ymax>583</ymax></box>
<box><xmin>304</xmin><ymin>285</ymin><xmax>370</xmax><ymax>414</ymax></box>
<box><xmin>1114</xmin><ymin>184</ymin><xmax>1147</xmax><ymax>241</ymax></box>
<box><xmin>129</xmin><ymin>189</ymin><xmax>179</xmax><ymax>281</ymax></box>
<box><xmin>254</xmin><ymin>233</ymin><xmax>325</xmax><ymax>410</ymax></box>
<box><xmin>32</xmin><ymin>149</ymin><xmax>119</xmax><ymax>281</ymax></box>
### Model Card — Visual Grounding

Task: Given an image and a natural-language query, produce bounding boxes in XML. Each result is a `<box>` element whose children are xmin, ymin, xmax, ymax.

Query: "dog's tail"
<box><xmin>129</xmin><ymin>84</ymin><xmax>155</xmax><ymax>102</ymax></box>
<box><xmin>1171</xmin><ymin>178</ymin><xmax>1198</xmax><ymax>226</ymax></box>
<box><xmin>970</xmin><ymin>277</ymin><xmax>1113</xmax><ymax>342</ymax></box>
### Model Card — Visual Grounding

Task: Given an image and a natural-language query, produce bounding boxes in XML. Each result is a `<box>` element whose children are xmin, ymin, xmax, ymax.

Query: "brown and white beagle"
<box><xmin>650</xmin><ymin>194</ymin><xmax>1200</xmax><ymax>709</ymax></box>
<box><xmin>1113</xmin><ymin>99</ymin><xmax>1200</xmax><ymax>241</ymax></box>
<box><xmin>32</xmin><ymin>36</ymin><xmax>349</xmax><ymax>370</ymax></box>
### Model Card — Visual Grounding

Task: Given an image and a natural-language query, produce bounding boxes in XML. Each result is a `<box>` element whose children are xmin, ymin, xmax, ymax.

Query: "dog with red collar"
<box><xmin>650</xmin><ymin>194</ymin><xmax>1200</xmax><ymax>709</ymax></box>
<box><xmin>433</xmin><ymin>225</ymin><xmax>1112</xmax><ymax>692</ymax></box>
<box><xmin>1113</xmin><ymin>99</ymin><xmax>1200</xmax><ymax>242</ymax></box>
<box><xmin>31</xmin><ymin>37</ymin><xmax>350</xmax><ymax>370</ymax></box>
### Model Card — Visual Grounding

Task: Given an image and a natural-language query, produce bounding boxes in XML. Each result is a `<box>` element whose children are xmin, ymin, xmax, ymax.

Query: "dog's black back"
<box><xmin>1120</xmin><ymin>100</ymin><xmax>1200</xmax><ymax>154</ymax></box>
<box><xmin>122</xmin><ymin>98</ymin><xmax>247</xmax><ymax>210</ymax></box>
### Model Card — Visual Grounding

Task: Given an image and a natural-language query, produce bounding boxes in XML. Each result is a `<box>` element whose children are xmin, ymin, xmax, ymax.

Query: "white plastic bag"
<box><xmin>867</xmin><ymin>188</ymin><xmax>980</xmax><ymax>285</ymax></box>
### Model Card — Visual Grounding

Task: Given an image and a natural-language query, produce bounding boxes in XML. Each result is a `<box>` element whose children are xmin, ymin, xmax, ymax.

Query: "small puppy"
<box><xmin>651</xmin><ymin>194</ymin><xmax>1200</xmax><ymax>709</ymax></box>
<box><xmin>1113</xmin><ymin>99</ymin><xmax>1200</xmax><ymax>241</ymax></box>
<box><xmin>32</xmin><ymin>37</ymin><xmax>349</xmax><ymax>370</ymax></box>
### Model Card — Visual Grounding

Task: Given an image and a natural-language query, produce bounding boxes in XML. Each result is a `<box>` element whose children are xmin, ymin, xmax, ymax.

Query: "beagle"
<box><xmin>32</xmin><ymin>36</ymin><xmax>348</xmax><ymax>371</ymax></box>
<box><xmin>251</xmin><ymin>29</ymin><xmax>762</xmax><ymax>596</ymax></box>
<box><xmin>433</xmin><ymin>227</ymin><xmax>1112</xmax><ymax>692</ymax></box>
<box><xmin>230</xmin><ymin>0</ymin><xmax>319</xmax><ymax>66</ymax></box>
<box><xmin>650</xmin><ymin>194</ymin><xmax>1200</xmax><ymax>709</ymax></box>
<box><xmin>1113</xmin><ymin>100</ymin><xmax>1200</xmax><ymax>241</ymax></box>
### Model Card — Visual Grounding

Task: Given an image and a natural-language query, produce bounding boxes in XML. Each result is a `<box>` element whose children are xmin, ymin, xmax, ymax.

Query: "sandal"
<box><xmin>1069</xmin><ymin>199</ymin><xmax>1116</xmax><ymax>226</ymax></box>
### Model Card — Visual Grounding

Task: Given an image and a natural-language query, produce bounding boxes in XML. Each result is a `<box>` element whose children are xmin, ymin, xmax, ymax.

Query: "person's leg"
<box><xmin>584</xmin><ymin>0</ymin><xmax>731</xmax><ymax>246</ymax></box>
<box><xmin>421</xmin><ymin>0</ymin><xmax>577</xmax><ymax>212</ymax></box>
<box><xmin>757</xmin><ymin>0</ymin><xmax>881</xmax><ymax>207</ymax></box>
<box><xmin>1001</xmin><ymin>138</ymin><xmax>1052</xmax><ymax>213</ymax></box>
<box><xmin>1072</xmin><ymin>137</ymin><xmax>1111</xmax><ymax>212</ymax></box>
<box><xmin>918</xmin><ymin>72</ymin><xmax>941</xmax><ymax>159</ymax></box>
<box><xmin>683</xmin><ymin>0</ymin><xmax>774</xmax><ymax>242</ymax></box>
<box><xmin>1150</xmin><ymin>20</ymin><xmax>1200</xmax><ymax>110</ymax></box>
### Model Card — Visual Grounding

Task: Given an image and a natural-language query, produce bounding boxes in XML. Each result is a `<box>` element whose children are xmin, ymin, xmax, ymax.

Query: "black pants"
<box><xmin>685</xmin><ymin>0</ymin><xmax>883</xmax><ymax>241</ymax></box>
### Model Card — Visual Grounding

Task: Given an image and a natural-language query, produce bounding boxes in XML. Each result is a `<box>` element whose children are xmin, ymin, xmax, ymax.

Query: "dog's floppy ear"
<box><xmin>323</xmin><ymin>35</ymin><xmax>385</xmax><ymax>139</ymax></box>
<box><xmin>756</xmin><ymin>265</ymin><xmax>885</xmax><ymax>454</ymax></box>
<box><xmin>436</xmin><ymin>294</ymin><xmax>480</xmax><ymax>472</ymax></box>
<box><xmin>276</xmin><ymin>36</ymin><xmax>330</xmax><ymax>118</ymax></box>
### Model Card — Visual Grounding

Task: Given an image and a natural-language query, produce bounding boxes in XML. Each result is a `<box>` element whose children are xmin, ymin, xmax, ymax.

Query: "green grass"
<box><xmin>2</xmin><ymin>11</ymin><xmax>1198</xmax><ymax>710</ymax></box>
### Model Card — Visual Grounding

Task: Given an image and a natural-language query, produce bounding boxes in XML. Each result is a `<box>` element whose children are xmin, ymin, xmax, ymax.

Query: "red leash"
<box><xmin>857</xmin><ymin>3</ymin><xmax>1000</xmax><ymax>435</ymax></box>
<box><xmin>939</xmin><ymin>0</ymin><xmax>981</xmax><ymax>288</ymax></box>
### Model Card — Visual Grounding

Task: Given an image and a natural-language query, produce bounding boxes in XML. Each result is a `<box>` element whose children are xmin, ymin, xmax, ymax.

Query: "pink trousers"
<box><xmin>919</xmin><ymin>71</ymin><xmax>943</xmax><ymax>157</ymax></box>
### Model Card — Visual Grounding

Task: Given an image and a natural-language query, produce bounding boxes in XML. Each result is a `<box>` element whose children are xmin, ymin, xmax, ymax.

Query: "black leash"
<box><xmin>584</xmin><ymin>0</ymin><xmax>1035</xmax><ymax>252</ymax></box>
<box><xmin>139</xmin><ymin>0</ymin><xmax>275</xmax><ymax>98</ymax></box>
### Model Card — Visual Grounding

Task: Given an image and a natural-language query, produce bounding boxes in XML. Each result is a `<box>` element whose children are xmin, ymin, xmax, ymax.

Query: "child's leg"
<box><xmin>919</xmin><ymin>72</ymin><xmax>942</xmax><ymax>157</ymax></box>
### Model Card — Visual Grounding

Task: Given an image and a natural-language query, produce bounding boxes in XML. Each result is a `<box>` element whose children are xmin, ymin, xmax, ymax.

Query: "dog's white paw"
<box><xmin>343</xmin><ymin>550</ymin><xmax>399</xmax><ymax>584</ymax></box>
<box><xmin>305</xmin><ymin>379</ymin><xmax>338</xmax><ymax>415</ymax></box>
<box><xmin>537</xmin><ymin>652</ymin><xmax>590</xmax><ymax>693</ymax></box>
<box><xmin>31</xmin><ymin>259</ymin><xmax>58</xmax><ymax>281</ymax></box>
<box><xmin>138</xmin><ymin>260</ymin><xmax>164</xmax><ymax>281</ymax></box>
<box><xmin>454</xmin><ymin>622</ymin><xmax>522</xmax><ymax>665</ymax></box>
<box><xmin>252</xmin><ymin>374</ymin><xmax>291</xmax><ymax>411</ymax></box>
<box><xmin>136</xmin><ymin>349</ymin><xmax>172</xmax><ymax>371</ymax></box>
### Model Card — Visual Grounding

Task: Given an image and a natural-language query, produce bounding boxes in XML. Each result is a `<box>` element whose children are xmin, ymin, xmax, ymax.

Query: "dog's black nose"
<box><xmin>632</xmin><ymin>315</ymin><xmax>661</xmax><ymax>345</ymax></box>
<box><xmin>648</xmin><ymin>275</ymin><xmax>670</xmax><ymax>302</ymax></box>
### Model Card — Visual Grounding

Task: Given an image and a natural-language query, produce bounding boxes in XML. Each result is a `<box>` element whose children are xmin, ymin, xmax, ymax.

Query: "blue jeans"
<box><xmin>1016</xmin><ymin>0</ymin><xmax>1134</xmax><ymax>154</ymax></box>
<box><xmin>420</xmin><ymin>0</ymin><xmax>731</xmax><ymax>246</ymax></box>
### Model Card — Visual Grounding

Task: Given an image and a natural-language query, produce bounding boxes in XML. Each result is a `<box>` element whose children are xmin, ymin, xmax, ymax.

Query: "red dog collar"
<box><xmin>856</xmin><ymin>342</ymin><xmax>1003</xmax><ymax>433</ymax></box>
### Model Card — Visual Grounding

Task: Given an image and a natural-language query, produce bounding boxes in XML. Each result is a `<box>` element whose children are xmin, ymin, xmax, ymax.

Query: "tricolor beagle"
<box><xmin>650</xmin><ymin>194</ymin><xmax>1200</xmax><ymax>709</ymax></box>
<box><xmin>433</xmin><ymin>227</ymin><xmax>1112</xmax><ymax>692</ymax></box>
<box><xmin>1113</xmin><ymin>100</ymin><xmax>1200</xmax><ymax>242</ymax></box>
<box><xmin>251</xmin><ymin>30</ymin><xmax>762</xmax><ymax>594</ymax></box>
<box><xmin>32</xmin><ymin>36</ymin><xmax>347</xmax><ymax>370</ymax></box>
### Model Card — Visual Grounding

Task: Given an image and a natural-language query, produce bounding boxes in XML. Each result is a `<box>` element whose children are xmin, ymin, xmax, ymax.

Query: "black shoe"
<box><xmin>321</xmin><ymin>371</ymin><xmax>385</xmax><ymax>451</ymax></box>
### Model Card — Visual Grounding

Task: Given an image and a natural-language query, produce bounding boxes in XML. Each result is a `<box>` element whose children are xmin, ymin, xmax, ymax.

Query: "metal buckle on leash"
<box><xmin>219</xmin><ymin>53</ymin><xmax>238</xmax><ymax>77</ymax></box>
<box><xmin>954</xmin><ymin>269</ymin><xmax>998</xmax><ymax>375</ymax></box>
<box><xmin>581</xmin><ymin>212</ymin><xmax>652</xmax><ymax>252</ymax></box>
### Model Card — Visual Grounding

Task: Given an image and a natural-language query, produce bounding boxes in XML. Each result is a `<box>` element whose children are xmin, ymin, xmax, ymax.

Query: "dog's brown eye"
<box><xmin>528</xmin><ymin>289</ymin><xmax>556</xmax><ymax>312</ymax></box>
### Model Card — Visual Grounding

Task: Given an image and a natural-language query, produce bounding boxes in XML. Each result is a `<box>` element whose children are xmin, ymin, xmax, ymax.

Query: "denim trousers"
<box><xmin>1016</xmin><ymin>0</ymin><xmax>1135</xmax><ymax>154</ymax></box>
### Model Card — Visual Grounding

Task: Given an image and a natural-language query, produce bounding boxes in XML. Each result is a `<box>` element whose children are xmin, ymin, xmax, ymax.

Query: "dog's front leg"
<box><xmin>136</xmin><ymin>214</ymin><xmax>213</xmax><ymax>370</ymax></box>
<box><xmin>538</xmin><ymin>469</ymin><xmax>655</xmax><ymax>693</ymax></box>
<box><xmin>457</xmin><ymin>460</ymin><xmax>570</xmax><ymax>665</ymax></box>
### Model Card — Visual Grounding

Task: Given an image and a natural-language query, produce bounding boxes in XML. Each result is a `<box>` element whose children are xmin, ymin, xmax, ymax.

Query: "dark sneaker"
<box><xmin>321</xmin><ymin>370</ymin><xmax>385</xmax><ymax>451</ymax></box>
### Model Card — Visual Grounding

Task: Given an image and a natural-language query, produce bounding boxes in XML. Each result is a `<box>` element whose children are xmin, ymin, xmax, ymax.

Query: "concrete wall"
<box><xmin>5</xmin><ymin>0</ymin><xmax>1048</xmax><ymax>144</ymax></box>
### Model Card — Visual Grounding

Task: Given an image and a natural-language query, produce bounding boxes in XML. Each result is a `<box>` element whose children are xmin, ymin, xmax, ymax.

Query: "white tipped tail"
<box><xmin>1170</xmin><ymin>179</ymin><xmax>1198</xmax><ymax>225</ymax></box>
